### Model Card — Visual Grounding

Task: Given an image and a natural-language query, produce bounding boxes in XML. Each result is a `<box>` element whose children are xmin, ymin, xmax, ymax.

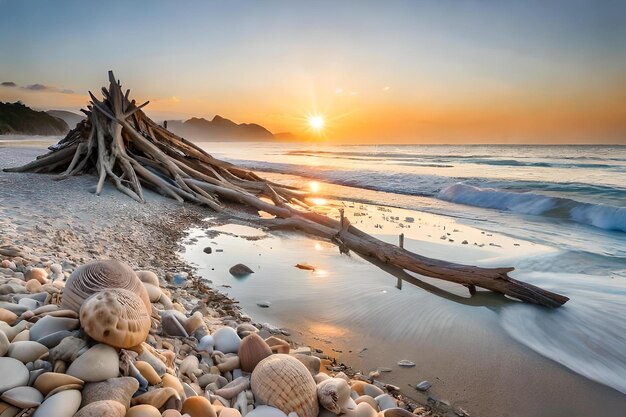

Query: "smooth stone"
<box><xmin>0</xmin><ymin>308</ymin><xmax>17</xmax><ymax>325</ymax></box>
<box><xmin>229</xmin><ymin>264</ymin><xmax>254</xmax><ymax>277</ymax></box>
<box><xmin>161</xmin><ymin>310</ymin><xmax>189</xmax><ymax>338</ymax></box>
<box><xmin>181</xmin><ymin>396</ymin><xmax>217</xmax><ymax>417</ymax></box>
<box><xmin>236</xmin><ymin>323</ymin><xmax>259</xmax><ymax>339</ymax></box>
<box><xmin>81</xmin><ymin>377</ymin><xmax>139</xmax><ymax>410</ymax></box>
<box><xmin>135</xmin><ymin>361</ymin><xmax>161</xmax><ymax>385</ymax></box>
<box><xmin>246</xmin><ymin>405</ymin><xmax>289</xmax><ymax>417</ymax></box>
<box><xmin>197</xmin><ymin>335</ymin><xmax>214</xmax><ymax>353</ymax></box>
<box><xmin>32</xmin><ymin>389</ymin><xmax>81</xmax><ymax>417</ymax></box>
<box><xmin>18</xmin><ymin>297</ymin><xmax>40</xmax><ymax>310</ymax></box>
<box><xmin>50</xmin><ymin>264</ymin><xmax>63</xmax><ymax>274</ymax></box>
<box><xmin>74</xmin><ymin>400</ymin><xmax>126</xmax><ymax>417</ymax></box>
<box><xmin>0</xmin><ymin>331</ymin><xmax>8</xmax><ymax>356</ymax></box>
<box><xmin>8</xmin><ymin>341</ymin><xmax>48</xmax><ymax>363</ymax></box>
<box><xmin>33</xmin><ymin>372</ymin><xmax>84</xmax><ymax>396</ymax></box>
<box><xmin>220</xmin><ymin>408</ymin><xmax>243</xmax><ymax>417</ymax></box>
<box><xmin>415</xmin><ymin>381</ymin><xmax>432</xmax><ymax>391</ymax></box>
<box><xmin>162</xmin><ymin>374</ymin><xmax>186</xmax><ymax>401</ymax></box>
<box><xmin>126</xmin><ymin>404</ymin><xmax>162</xmax><ymax>417</ymax></box>
<box><xmin>354</xmin><ymin>396</ymin><xmax>378</xmax><ymax>411</ymax></box>
<box><xmin>29</xmin><ymin>316</ymin><xmax>79</xmax><ymax>342</ymax></box>
<box><xmin>66</xmin><ymin>344</ymin><xmax>119</xmax><ymax>382</ymax></box>
<box><xmin>293</xmin><ymin>354</ymin><xmax>320</xmax><ymax>375</ymax></box>
<box><xmin>374</xmin><ymin>394</ymin><xmax>397</xmax><ymax>411</ymax></box>
<box><xmin>162</xmin><ymin>410</ymin><xmax>183</xmax><ymax>417</ymax></box>
<box><xmin>380</xmin><ymin>408</ymin><xmax>414</xmax><ymax>417</ymax></box>
<box><xmin>38</xmin><ymin>330</ymin><xmax>75</xmax><ymax>349</ymax></box>
<box><xmin>355</xmin><ymin>403</ymin><xmax>378</xmax><ymax>417</ymax></box>
<box><xmin>137</xmin><ymin>349</ymin><xmax>167</xmax><ymax>376</ymax></box>
<box><xmin>214</xmin><ymin>377</ymin><xmax>250</xmax><ymax>400</ymax></box>
<box><xmin>396</xmin><ymin>360</ymin><xmax>415</xmax><ymax>368</ymax></box>
<box><xmin>13</xmin><ymin>329</ymin><xmax>30</xmax><ymax>343</ymax></box>
<box><xmin>143</xmin><ymin>283</ymin><xmax>162</xmax><ymax>303</ymax></box>
<box><xmin>25</xmin><ymin>268</ymin><xmax>48</xmax><ymax>284</ymax></box>
<box><xmin>131</xmin><ymin>387</ymin><xmax>182</xmax><ymax>411</ymax></box>
<box><xmin>136</xmin><ymin>270</ymin><xmax>160</xmax><ymax>287</ymax></box>
<box><xmin>212</xmin><ymin>327</ymin><xmax>241</xmax><ymax>354</ymax></box>
<box><xmin>0</xmin><ymin>386</ymin><xmax>43</xmax><ymax>408</ymax></box>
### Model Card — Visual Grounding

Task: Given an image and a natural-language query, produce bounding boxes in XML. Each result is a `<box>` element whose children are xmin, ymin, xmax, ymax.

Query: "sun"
<box><xmin>308</xmin><ymin>115</ymin><xmax>325</xmax><ymax>131</ymax></box>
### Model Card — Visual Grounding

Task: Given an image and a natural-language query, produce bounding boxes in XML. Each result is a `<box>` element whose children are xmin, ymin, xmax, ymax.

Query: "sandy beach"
<box><xmin>2</xmin><ymin>142</ymin><xmax>624</xmax><ymax>417</ymax></box>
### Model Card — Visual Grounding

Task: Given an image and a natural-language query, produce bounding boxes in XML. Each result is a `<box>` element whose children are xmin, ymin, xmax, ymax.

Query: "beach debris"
<box><xmin>415</xmin><ymin>381</ymin><xmax>432</xmax><ymax>391</ymax></box>
<box><xmin>257</xmin><ymin>301</ymin><xmax>271</xmax><ymax>308</ymax></box>
<box><xmin>397</xmin><ymin>360</ymin><xmax>415</xmax><ymax>368</ymax></box>
<box><xmin>229</xmin><ymin>263</ymin><xmax>254</xmax><ymax>277</ymax></box>
<box><xmin>295</xmin><ymin>263</ymin><xmax>315</xmax><ymax>271</ymax></box>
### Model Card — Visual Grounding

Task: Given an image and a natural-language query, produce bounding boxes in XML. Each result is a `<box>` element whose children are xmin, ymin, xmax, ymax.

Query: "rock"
<box><xmin>236</xmin><ymin>323</ymin><xmax>259</xmax><ymax>338</ymax></box>
<box><xmin>354</xmin><ymin>396</ymin><xmax>378</xmax><ymax>411</ymax></box>
<box><xmin>162</xmin><ymin>374</ymin><xmax>186</xmax><ymax>401</ymax></box>
<box><xmin>161</xmin><ymin>310</ymin><xmax>189</xmax><ymax>338</ymax></box>
<box><xmin>415</xmin><ymin>381</ymin><xmax>432</xmax><ymax>391</ymax></box>
<box><xmin>25</xmin><ymin>268</ymin><xmax>48</xmax><ymax>284</ymax></box>
<box><xmin>374</xmin><ymin>394</ymin><xmax>397</xmax><ymax>411</ymax></box>
<box><xmin>50</xmin><ymin>264</ymin><xmax>63</xmax><ymax>274</ymax></box>
<box><xmin>203</xmin><ymin>247</ymin><xmax>212</xmax><ymax>254</ymax></box>
<box><xmin>213</xmin><ymin>327</ymin><xmax>241</xmax><ymax>354</ymax></box>
<box><xmin>79</xmin><ymin>288</ymin><xmax>151</xmax><ymax>349</ymax></box>
<box><xmin>8</xmin><ymin>341</ymin><xmax>48</xmax><ymax>363</ymax></box>
<box><xmin>229</xmin><ymin>264</ymin><xmax>254</xmax><ymax>277</ymax></box>
<box><xmin>143</xmin><ymin>283</ymin><xmax>162</xmax><ymax>303</ymax></box>
<box><xmin>379</xmin><ymin>408</ymin><xmax>414</xmax><ymax>417</ymax></box>
<box><xmin>0</xmin><ymin>386</ymin><xmax>43</xmax><ymax>408</ymax></box>
<box><xmin>220</xmin><ymin>408</ymin><xmax>243</xmax><ymax>417</ymax></box>
<box><xmin>74</xmin><ymin>400</ymin><xmax>126</xmax><ymax>417</ymax></box>
<box><xmin>137</xmin><ymin>348</ymin><xmax>167</xmax><ymax>376</ymax></box>
<box><xmin>396</xmin><ymin>360</ymin><xmax>415</xmax><ymax>368</ymax></box>
<box><xmin>181</xmin><ymin>396</ymin><xmax>217</xmax><ymax>417</ymax></box>
<box><xmin>251</xmin><ymin>354</ymin><xmax>318</xmax><ymax>417</ymax></box>
<box><xmin>0</xmin><ymin>308</ymin><xmax>17</xmax><ymax>325</ymax></box>
<box><xmin>162</xmin><ymin>410</ymin><xmax>183</xmax><ymax>417</ymax></box>
<box><xmin>351</xmin><ymin>382</ymin><xmax>384</xmax><ymax>398</ymax></box>
<box><xmin>264</xmin><ymin>336</ymin><xmax>290</xmax><ymax>354</ymax></box>
<box><xmin>246</xmin><ymin>405</ymin><xmax>289</xmax><ymax>417</ymax></box>
<box><xmin>293</xmin><ymin>354</ymin><xmax>320</xmax><ymax>376</ymax></box>
<box><xmin>66</xmin><ymin>343</ymin><xmax>119</xmax><ymax>382</ymax></box>
<box><xmin>135</xmin><ymin>270</ymin><xmax>160</xmax><ymax>287</ymax></box>
<box><xmin>135</xmin><ymin>361</ymin><xmax>161</xmax><ymax>385</ymax></box>
<box><xmin>126</xmin><ymin>404</ymin><xmax>162</xmax><ymax>417</ymax></box>
<box><xmin>214</xmin><ymin>377</ymin><xmax>250</xmax><ymax>400</ymax></box>
<box><xmin>355</xmin><ymin>402</ymin><xmax>378</xmax><ymax>417</ymax></box>
<box><xmin>184</xmin><ymin>311</ymin><xmax>206</xmax><ymax>335</ymax></box>
<box><xmin>197</xmin><ymin>334</ymin><xmax>214</xmax><ymax>353</ymax></box>
<box><xmin>32</xmin><ymin>389</ymin><xmax>82</xmax><ymax>417</ymax></box>
<box><xmin>130</xmin><ymin>387</ymin><xmax>182</xmax><ymax>411</ymax></box>
<box><xmin>25</xmin><ymin>279</ymin><xmax>42</xmax><ymax>293</ymax></box>
<box><xmin>81</xmin><ymin>377</ymin><xmax>139</xmax><ymax>410</ymax></box>
<box><xmin>0</xmin><ymin>330</ymin><xmax>9</xmax><ymax>356</ymax></box>
<box><xmin>0</xmin><ymin>357</ymin><xmax>29</xmax><ymax>394</ymax></box>
<box><xmin>29</xmin><ymin>316</ymin><xmax>79</xmax><ymax>342</ymax></box>
<box><xmin>33</xmin><ymin>372</ymin><xmax>84</xmax><ymax>396</ymax></box>
<box><xmin>295</xmin><ymin>263</ymin><xmax>315</xmax><ymax>271</ymax></box>
<box><xmin>239</xmin><ymin>333</ymin><xmax>272</xmax><ymax>373</ymax></box>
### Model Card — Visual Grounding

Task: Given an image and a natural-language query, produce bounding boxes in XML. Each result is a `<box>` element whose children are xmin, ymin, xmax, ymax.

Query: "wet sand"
<box><xmin>181</xmin><ymin>201</ymin><xmax>626</xmax><ymax>417</ymax></box>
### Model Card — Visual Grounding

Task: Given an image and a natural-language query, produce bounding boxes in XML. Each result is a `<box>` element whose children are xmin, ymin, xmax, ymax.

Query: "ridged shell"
<box><xmin>317</xmin><ymin>378</ymin><xmax>356</xmax><ymax>414</ymax></box>
<box><xmin>251</xmin><ymin>354</ymin><xmax>318</xmax><ymax>417</ymax></box>
<box><xmin>61</xmin><ymin>260</ymin><xmax>151</xmax><ymax>312</ymax></box>
<box><xmin>80</xmin><ymin>289</ymin><xmax>151</xmax><ymax>348</ymax></box>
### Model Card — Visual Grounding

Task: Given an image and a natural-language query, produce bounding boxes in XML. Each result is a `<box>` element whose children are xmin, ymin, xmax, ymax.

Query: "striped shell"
<box><xmin>79</xmin><ymin>288</ymin><xmax>151</xmax><ymax>348</ymax></box>
<box><xmin>251</xmin><ymin>354</ymin><xmax>318</xmax><ymax>417</ymax></box>
<box><xmin>61</xmin><ymin>260</ymin><xmax>151</xmax><ymax>312</ymax></box>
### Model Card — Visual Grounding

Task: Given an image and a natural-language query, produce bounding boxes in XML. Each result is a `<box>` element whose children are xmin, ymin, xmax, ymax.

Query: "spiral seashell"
<box><xmin>317</xmin><ymin>378</ymin><xmax>356</xmax><ymax>414</ymax></box>
<box><xmin>61</xmin><ymin>260</ymin><xmax>151</xmax><ymax>312</ymax></box>
<box><xmin>251</xmin><ymin>354</ymin><xmax>318</xmax><ymax>417</ymax></box>
<box><xmin>79</xmin><ymin>289</ymin><xmax>151</xmax><ymax>348</ymax></box>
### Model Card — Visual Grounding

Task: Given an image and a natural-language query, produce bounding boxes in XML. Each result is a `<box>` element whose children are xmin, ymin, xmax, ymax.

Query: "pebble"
<box><xmin>213</xmin><ymin>327</ymin><xmax>241</xmax><ymax>354</ymax></box>
<box><xmin>8</xmin><ymin>341</ymin><xmax>48</xmax><ymax>363</ymax></box>
<box><xmin>66</xmin><ymin>343</ymin><xmax>119</xmax><ymax>382</ymax></box>
<box><xmin>0</xmin><ymin>330</ymin><xmax>9</xmax><ymax>356</ymax></box>
<box><xmin>415</xmin><ymin>381</ymin><xmax>432</xmax><ymax>391</ymax></box>
<box><xmin>0</xmin><ymin>358</ymin><xmax>29</xmax><ymax>395</ymax></box>
<box><xmin>229</xmin><ymin>264</ymin><xmax>254</xmax><ymax>277</ymax></box>
<box><xmin>74</xmin><ymin>400</ymin><xmax>126</xmax><ymax>417</ymax></box>
<box><xmin>396</xmin><ymin>360</ymin><xmax>415</xmax><ymax>367</ymax></box>
<box><xmin>257</xmin><ymin>301</ymin><xmax>271</xmax><ymax>308</ymax></box>
<box><xmin>32</xmin><ymin>389</ymin><xmax>82</xmax><ymax>417</ymax></box>
<box><xmin>0</xmin><ymin>386</ymin><xmax>44</xmax><ymax>408</ymax></box>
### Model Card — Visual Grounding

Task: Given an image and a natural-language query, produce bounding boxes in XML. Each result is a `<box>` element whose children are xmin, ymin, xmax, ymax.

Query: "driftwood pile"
<box><xmin>5</xmin><ymin>72</ymin><xmax>569</xmax><ymax>308</ymax></box>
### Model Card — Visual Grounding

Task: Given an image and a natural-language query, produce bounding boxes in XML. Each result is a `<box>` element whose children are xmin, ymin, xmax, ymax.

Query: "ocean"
<box><xmin>189</xmin><ymin>142</ymin><xmax>626</xmax><ymax>414</ymax></box>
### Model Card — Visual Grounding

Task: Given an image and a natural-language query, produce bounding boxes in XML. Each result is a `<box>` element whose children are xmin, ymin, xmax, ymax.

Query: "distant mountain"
<box><xmin>0</xmin><ymin>102</ymin><xmax>69</xmax><ymax>135</ymax></box>
<box><xmin>166</xmin><ymin>115</ymin><xmax>276</xmax><ymax>141</ymax></box>
<box><xmin>47</xmin><ymin>110</ymin><xmax>84</xmax><ymax>129</ymax></box>
<box><xmin>274</xmin><ymin>132</ymin><xmax>298</xmax><ymax>141</ymax></box>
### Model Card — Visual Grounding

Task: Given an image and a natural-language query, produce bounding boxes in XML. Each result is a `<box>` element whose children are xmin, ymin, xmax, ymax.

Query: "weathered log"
<box><xmin>3</xmin><ymin>71</ymin><xmax>569</xmax><ymax>308</ymax></box>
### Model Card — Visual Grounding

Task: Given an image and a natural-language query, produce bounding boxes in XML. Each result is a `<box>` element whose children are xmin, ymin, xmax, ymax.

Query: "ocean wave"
<box><xmin>438</xmin><ymin>184</ymin><xmax>626</xmax><ymax>232</ymax></box>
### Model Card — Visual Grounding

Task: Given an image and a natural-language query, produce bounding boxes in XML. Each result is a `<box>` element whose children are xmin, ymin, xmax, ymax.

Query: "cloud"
<box><xmin>1</xmin><ymin>82</ymin><xmax>17</xmax><ymax>87</ymax></box>
<box><xmin>61</xmin><ymin>89</ymin><xmax>75</xmax><ymax>94</ymax></box>
<box><xmin>24</xmin><ymin>83</ymin><xmax>49</xmax><ymax>91</ymax></box>
<box><xmin>382</xmin><ymin>86</ymin><xmax>390</xmax><ymax>91</ymax></box>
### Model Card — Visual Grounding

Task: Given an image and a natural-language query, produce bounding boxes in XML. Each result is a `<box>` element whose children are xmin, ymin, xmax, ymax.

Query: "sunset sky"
<box><xmin>1</xmin><ymin>0</ymin><xmax>625</xmax><ymax>144</ymax></box>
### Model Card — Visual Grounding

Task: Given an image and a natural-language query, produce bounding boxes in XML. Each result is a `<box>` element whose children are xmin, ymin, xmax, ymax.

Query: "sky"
<box><xmin>1</xmin><ymin>0</ymin><xmax>625</xmax><ymax>144</ymax></box>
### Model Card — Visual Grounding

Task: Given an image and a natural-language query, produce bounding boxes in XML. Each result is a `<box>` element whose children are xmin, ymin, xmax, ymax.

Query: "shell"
<box><xmin>317</xmin><ymin>378</ymin><xmax>356</xmax><ymax>414</ymax></box>
<box><xmin>251</xmin><ymin>354</ymin><xmax>319</xmax><ymax>417</ymax></box>
<box><xmin>238</xmin><ymin>333</ymin><xmax>272</xmax><ymax>373</ymax></box>
<box><xmin>80</xmin><ymin>288</ymin><xmax>151</xmax><ymax>348</ymax></box>
<box><xmin>61</xmin><ymin>260</ymin><xmax>150</xmax><ymax>312</ymax></box>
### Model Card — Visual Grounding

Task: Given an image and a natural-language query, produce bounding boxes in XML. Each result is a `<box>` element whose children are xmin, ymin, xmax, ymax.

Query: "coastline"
<box><xmin>1</xmin><ymin>144</ymin><xmax>625</xmax><ymax>417</ymax></box>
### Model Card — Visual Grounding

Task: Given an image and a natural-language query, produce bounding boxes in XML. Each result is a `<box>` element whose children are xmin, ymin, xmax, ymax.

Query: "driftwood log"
<box><xmin>5</xmin><ymin>72</ymin><xmax>569</xmax><ymax>308</ymax></box>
